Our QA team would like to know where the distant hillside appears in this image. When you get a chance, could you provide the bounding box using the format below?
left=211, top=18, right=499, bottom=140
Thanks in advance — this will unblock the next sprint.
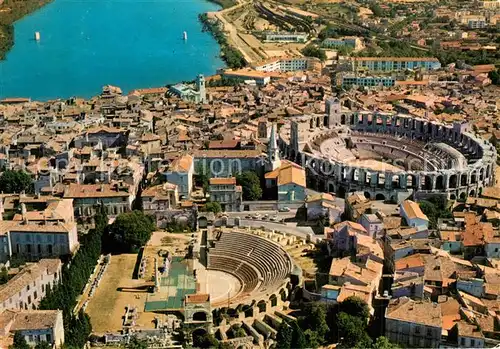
left=0, top=0, right=52, bottom=59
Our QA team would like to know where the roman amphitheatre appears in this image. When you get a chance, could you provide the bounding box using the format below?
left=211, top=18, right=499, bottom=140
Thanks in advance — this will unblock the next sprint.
left=278, top=101, right=497, bottom=202
left=84, top=227, right=314, bottom=347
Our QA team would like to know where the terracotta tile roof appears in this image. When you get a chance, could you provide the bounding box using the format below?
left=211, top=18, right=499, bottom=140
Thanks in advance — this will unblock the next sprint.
left=209, top=177, right=236, bottom=185
left=169, top=155, right=193, bottom=172
left=208, top=139, right=240, bottom=149
left=440, top=297, right=461, bottom=331
left=401, top=200, right=428, bottom=221
left=395, top=254, right=426, bottom=270
left=185, top=293, right=210, bottom=303
left=334, top=221, right=367, bottom=234
left=0, top=259, right=61, bottom=303
left=386, top=297, right=442, bottom=328
left=192, top=149, right=263, bottom=159
left=10, top=310, right=62, bottom=330
left=63, top=183, right=131, bottom=198
left=337, top=283, right=371, bottom=304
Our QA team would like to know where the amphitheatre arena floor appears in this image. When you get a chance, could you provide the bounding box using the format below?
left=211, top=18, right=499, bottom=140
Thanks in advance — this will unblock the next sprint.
left=344, top=159, right=404, bottom=173
left=196, top=268, right=242, bottom=306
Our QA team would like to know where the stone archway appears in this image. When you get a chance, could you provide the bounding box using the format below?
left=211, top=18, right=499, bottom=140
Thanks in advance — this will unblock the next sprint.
left=192, top=311, right=208, bottom=322
left=449, top=174, right=458, bottom=189
left=269, top=294, right=278, bottom=307
left=328, top=183, right=335, bottom=193
left=471, top=171, right=477, bottom=184
left=192, top=328, right=208, bottom=347
left=391, top=175, right=400, bottom=189
left=280, top=288, right=287, bottom=302
left=375, top=193, right=386, bottom=201
left=257, top=300, right=267, bottom=313
left=460, top=174, right=467, bottom=187
left=435, top=175, right=444, bottom=190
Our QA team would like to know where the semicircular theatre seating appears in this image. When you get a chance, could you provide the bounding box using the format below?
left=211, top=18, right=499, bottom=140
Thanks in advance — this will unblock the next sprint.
left=207, top=232, right=292, bottom=295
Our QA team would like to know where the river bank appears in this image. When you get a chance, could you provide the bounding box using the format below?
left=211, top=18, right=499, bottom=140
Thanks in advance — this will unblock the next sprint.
left=206, top=0, right=236, bottom=9
left=199, top=12, right=246, bottom=69
left=0, top=0, right=52, bottom=59
left=0, top=0, right=224, bottom=100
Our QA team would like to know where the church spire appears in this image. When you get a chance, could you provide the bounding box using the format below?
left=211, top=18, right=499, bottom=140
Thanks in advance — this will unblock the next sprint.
left=266, top=123, right=281, bottom=171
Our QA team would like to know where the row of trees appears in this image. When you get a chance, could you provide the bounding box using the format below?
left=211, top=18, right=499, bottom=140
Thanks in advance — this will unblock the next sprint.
left=275, top=297, right=400, bottom=349
left=37, top=205, right=108, bottom=348
left=199, top=13, right=246, bottom=69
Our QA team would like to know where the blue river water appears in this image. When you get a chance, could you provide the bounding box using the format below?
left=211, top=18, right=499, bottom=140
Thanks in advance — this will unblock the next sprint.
left=0, top=0, right=224, bottom=100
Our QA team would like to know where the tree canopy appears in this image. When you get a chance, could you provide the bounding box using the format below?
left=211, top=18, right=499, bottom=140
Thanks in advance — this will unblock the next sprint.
left=107, top=210, right=155, bottom=252
left=301, top=44, right=327, bottom=61
left=202, top=201, right=222, bottom=214
left=276, top=322, right=293, bottom=349
left=0, top=266, right=8, bottom=285
left=337, top=312, right=373, bottom=348
left=127, top=336, right=148, bottom=349
left=0, top=170, right=33, bottom=194
left=418, top=197, right=452, bottom=229
left=339, top=296, right=370, bottom=319
left=34, top=342, right=51, bottom=349
left=236, top=171, right=262, bottom=201
left=194, top=164, right=210, bottom=195
left=192, top=332, right=219, bottom=348
left=10, top=332, right=30, bottom=349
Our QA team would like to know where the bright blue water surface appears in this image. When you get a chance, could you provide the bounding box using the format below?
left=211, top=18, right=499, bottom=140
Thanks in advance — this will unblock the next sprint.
left=0, top=0, right=224, bottom=100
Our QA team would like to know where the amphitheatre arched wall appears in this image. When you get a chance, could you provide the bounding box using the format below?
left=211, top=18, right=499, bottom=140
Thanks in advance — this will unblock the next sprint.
left=280, top=112, right=496, bottom=200
left=206, top=230, right=294, bottom=320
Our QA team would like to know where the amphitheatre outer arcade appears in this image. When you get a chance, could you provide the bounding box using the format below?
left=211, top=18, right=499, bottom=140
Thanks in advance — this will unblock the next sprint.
left=278, top=98, right=497, bottom=202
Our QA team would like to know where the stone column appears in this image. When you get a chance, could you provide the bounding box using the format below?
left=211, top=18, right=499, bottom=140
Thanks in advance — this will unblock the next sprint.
left=415, top=174, right=422, bottom=190
left=399, top=174, right=407, bottom=189
left=431, top=175, right=437, bottom=190
left=385, top=172, right=393, bottom=190
left=359, top=169, right=367, bottom=184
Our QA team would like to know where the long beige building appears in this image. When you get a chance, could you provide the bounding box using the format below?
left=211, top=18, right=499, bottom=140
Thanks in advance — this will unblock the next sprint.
left=0, top=259, right=62, bottom=313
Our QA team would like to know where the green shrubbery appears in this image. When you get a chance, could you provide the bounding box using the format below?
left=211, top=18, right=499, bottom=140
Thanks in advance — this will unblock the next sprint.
left=38, top=206, right=108, bottom=348
left=199, top=14, right=246, bottom=69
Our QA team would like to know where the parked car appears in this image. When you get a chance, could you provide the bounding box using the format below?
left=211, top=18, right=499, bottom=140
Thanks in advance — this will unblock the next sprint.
left=279, top=207, right=290, bottom=212
left=253, top=213, right=261, bottom=219
left=270, top=215, right=279, bottom=221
